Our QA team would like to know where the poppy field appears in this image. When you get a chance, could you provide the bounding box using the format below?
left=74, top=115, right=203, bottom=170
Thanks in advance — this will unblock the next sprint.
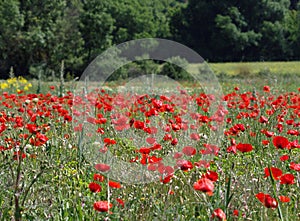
left=0, top=75, right=299, bottom=221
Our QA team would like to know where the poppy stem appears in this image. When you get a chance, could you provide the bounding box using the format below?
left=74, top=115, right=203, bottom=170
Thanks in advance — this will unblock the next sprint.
left=107, top=174, right=110, bottom=214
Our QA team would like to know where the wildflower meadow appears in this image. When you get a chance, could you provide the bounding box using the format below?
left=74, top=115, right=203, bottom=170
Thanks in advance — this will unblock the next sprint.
left=0, top=65, right=299, bottom=221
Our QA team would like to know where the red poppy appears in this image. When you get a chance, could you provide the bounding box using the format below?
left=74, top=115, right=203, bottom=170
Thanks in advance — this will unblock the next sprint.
left=190, top=133, right=200, bottom=141
left=95, top=163, right=110, bottom=172
left=280, top=174, right=295, bottom=185
left=171, top=138, right=178, bottom=146
left=255, top=192, right=278, bottom=209
left=236, top=143, right=253, bottom=153
left=290, top=140, right=300, bottom=149
left=259, top=116, right=268, bottom=123
left=273, top=136, right=290, bottom=149
left=176, top=159, right=193, bottom=171
left=212, top=208, right=226, bottom=221
left=287, top=129, right=299, bottom=136
left=264, top=131, right=274, bottom=137
left=279, top=155, right=289, bottom=161
left=263, top=85, right=270, bottom=92
left=160, top=173, right=173, bottom=184
left=193, top=178, right=214, bottom=194
left=171, top=123, right=180, bottom=131
left=279, top=196, right=290, bottom=203
left=30, top=133, right=49, bottom=146
left=163, top=134, right=172, bottom=141
left=139, top=147, right=151, bottom=154
left=103, top=138, right=116, bottom=145
left=93, top=174, right=105, bottom=182
left=146, top=137, right=156, bottom=145
left=182, top=146, right=196, bottom=156
left=233, top=210, right=239, bottom=216
left=108, top=180, right=121, bottom=188
left=262, top=140, right=270, bottom=146
left=89, top=182, right=101, bottom=192
left=173, top=152, right=183, bottom=159
left=290, top=162, right=300, bottom=171
left=201, top=144, right=220, bottom=156
left=264, top=167, right=282, bottom=180
left=134, top=120, right=145, bottom=129
left=93, top=201, right=112, bottom=212
left=202, top=170, right=218, bottom=182
left=116, top=198, right=125, bottom=207
left=226, top=144, right=237, bottom=154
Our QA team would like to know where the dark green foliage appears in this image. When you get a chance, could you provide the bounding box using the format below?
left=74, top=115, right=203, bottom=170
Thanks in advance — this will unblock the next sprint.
left=0, top=0, right=300, bottom=79
left=170, top=0, right=300, bottom=61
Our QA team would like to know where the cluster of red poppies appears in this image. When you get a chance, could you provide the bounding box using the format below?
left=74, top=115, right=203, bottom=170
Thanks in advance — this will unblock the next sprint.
left=1, top=84, right=299, bottom=220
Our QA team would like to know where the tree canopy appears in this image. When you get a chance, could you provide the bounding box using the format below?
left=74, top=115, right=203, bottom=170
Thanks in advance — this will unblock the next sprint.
left=0, top=0, right=299, bottom=78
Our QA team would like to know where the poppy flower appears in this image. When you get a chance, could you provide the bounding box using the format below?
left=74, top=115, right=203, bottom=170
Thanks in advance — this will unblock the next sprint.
left=290, top=162, right=300, bottom=171
left=116, top=198, right=125, bottom=207
left=263, top=86, right=270, bottom=92
left=146, top=137, right=156, bottom=145
left=190, top=133, right=200, bottom=141
left=171, top=123, right=180, bottom=131
left=279, top=155, right=289, bottom=161
left=212, top=208, right=226, bottom=221
left=182, top=146, right=196, bottom=156
left=160, top=173, right=173, bottom=184
left=262, top=140, right=270, bottom=146
left=103, top=138, right=116, bottom=145
left=93, top=174, right=105, bottom=182
left=201, top=144, right=220, bottom=156
left=89, top=182, right=101, bottom=193
left=139, top=147, right=151, bottom=154
left=134, top=120, right=145, bottom=129
left=236, top=143, right=253, bottom=153
left=255, top=192, right=278, bottom=209
left=163, top=134, right=172, bottom=141
left=95, top=163, right=110, bottom=172
left=280, top=174, right=295, bottom=185
left=173, top=152, right=183, bottom=159
left=93, top=201, right=112, bottom=212
left=226, top=144, right=237, bottom=154
left=150, top=144, right=162, bottom=151
left=202, top=170, right=218, bottom=182
left=176, top=159, right=193, bottom=171
left=264, top=131, right=274, bottom=137
left=279, top=196, right=290, bottom=203
left=264, top=167, right=282, bottom=180
left=273, top=136, right=290, bottom=149
left=287, top=129, right=299, bottom=136
left=108, top=180, right=121, bottom=188
left=171, top=138, right=178, bottom=146
left=259, top=116, right=268, bottom=123
left=290, top=140, right=300, bottom=149
left=193, top=178, right=214, bottom=194
left=233, top=210, right=239, bottom=216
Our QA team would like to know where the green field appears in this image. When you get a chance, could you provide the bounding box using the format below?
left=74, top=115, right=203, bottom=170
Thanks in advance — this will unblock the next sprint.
left=188, top=61, right=300, bottom=76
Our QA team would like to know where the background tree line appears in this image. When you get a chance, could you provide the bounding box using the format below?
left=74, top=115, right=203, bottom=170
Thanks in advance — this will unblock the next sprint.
left=0, top=0, right=299, bottom=79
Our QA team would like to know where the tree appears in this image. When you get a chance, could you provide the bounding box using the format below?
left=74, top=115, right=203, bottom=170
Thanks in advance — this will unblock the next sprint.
left=171, top=0, right=292, bottom=61
left=80, top=0, right=114, bottom=64
left=0, top=0, right=24, bottom=77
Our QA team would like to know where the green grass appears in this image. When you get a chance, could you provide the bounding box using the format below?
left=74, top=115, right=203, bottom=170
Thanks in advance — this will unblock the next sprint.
left=188, top=61, right=300, bottom=76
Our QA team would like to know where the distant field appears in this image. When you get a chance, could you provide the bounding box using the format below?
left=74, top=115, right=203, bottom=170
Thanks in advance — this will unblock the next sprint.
left=188, top=61, right=300, bottom=76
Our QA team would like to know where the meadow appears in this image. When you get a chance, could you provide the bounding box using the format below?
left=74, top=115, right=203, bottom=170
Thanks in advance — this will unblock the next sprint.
left=0, top=66, right=299, bottom=221
left=189, top=61, right=300, bottom=77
